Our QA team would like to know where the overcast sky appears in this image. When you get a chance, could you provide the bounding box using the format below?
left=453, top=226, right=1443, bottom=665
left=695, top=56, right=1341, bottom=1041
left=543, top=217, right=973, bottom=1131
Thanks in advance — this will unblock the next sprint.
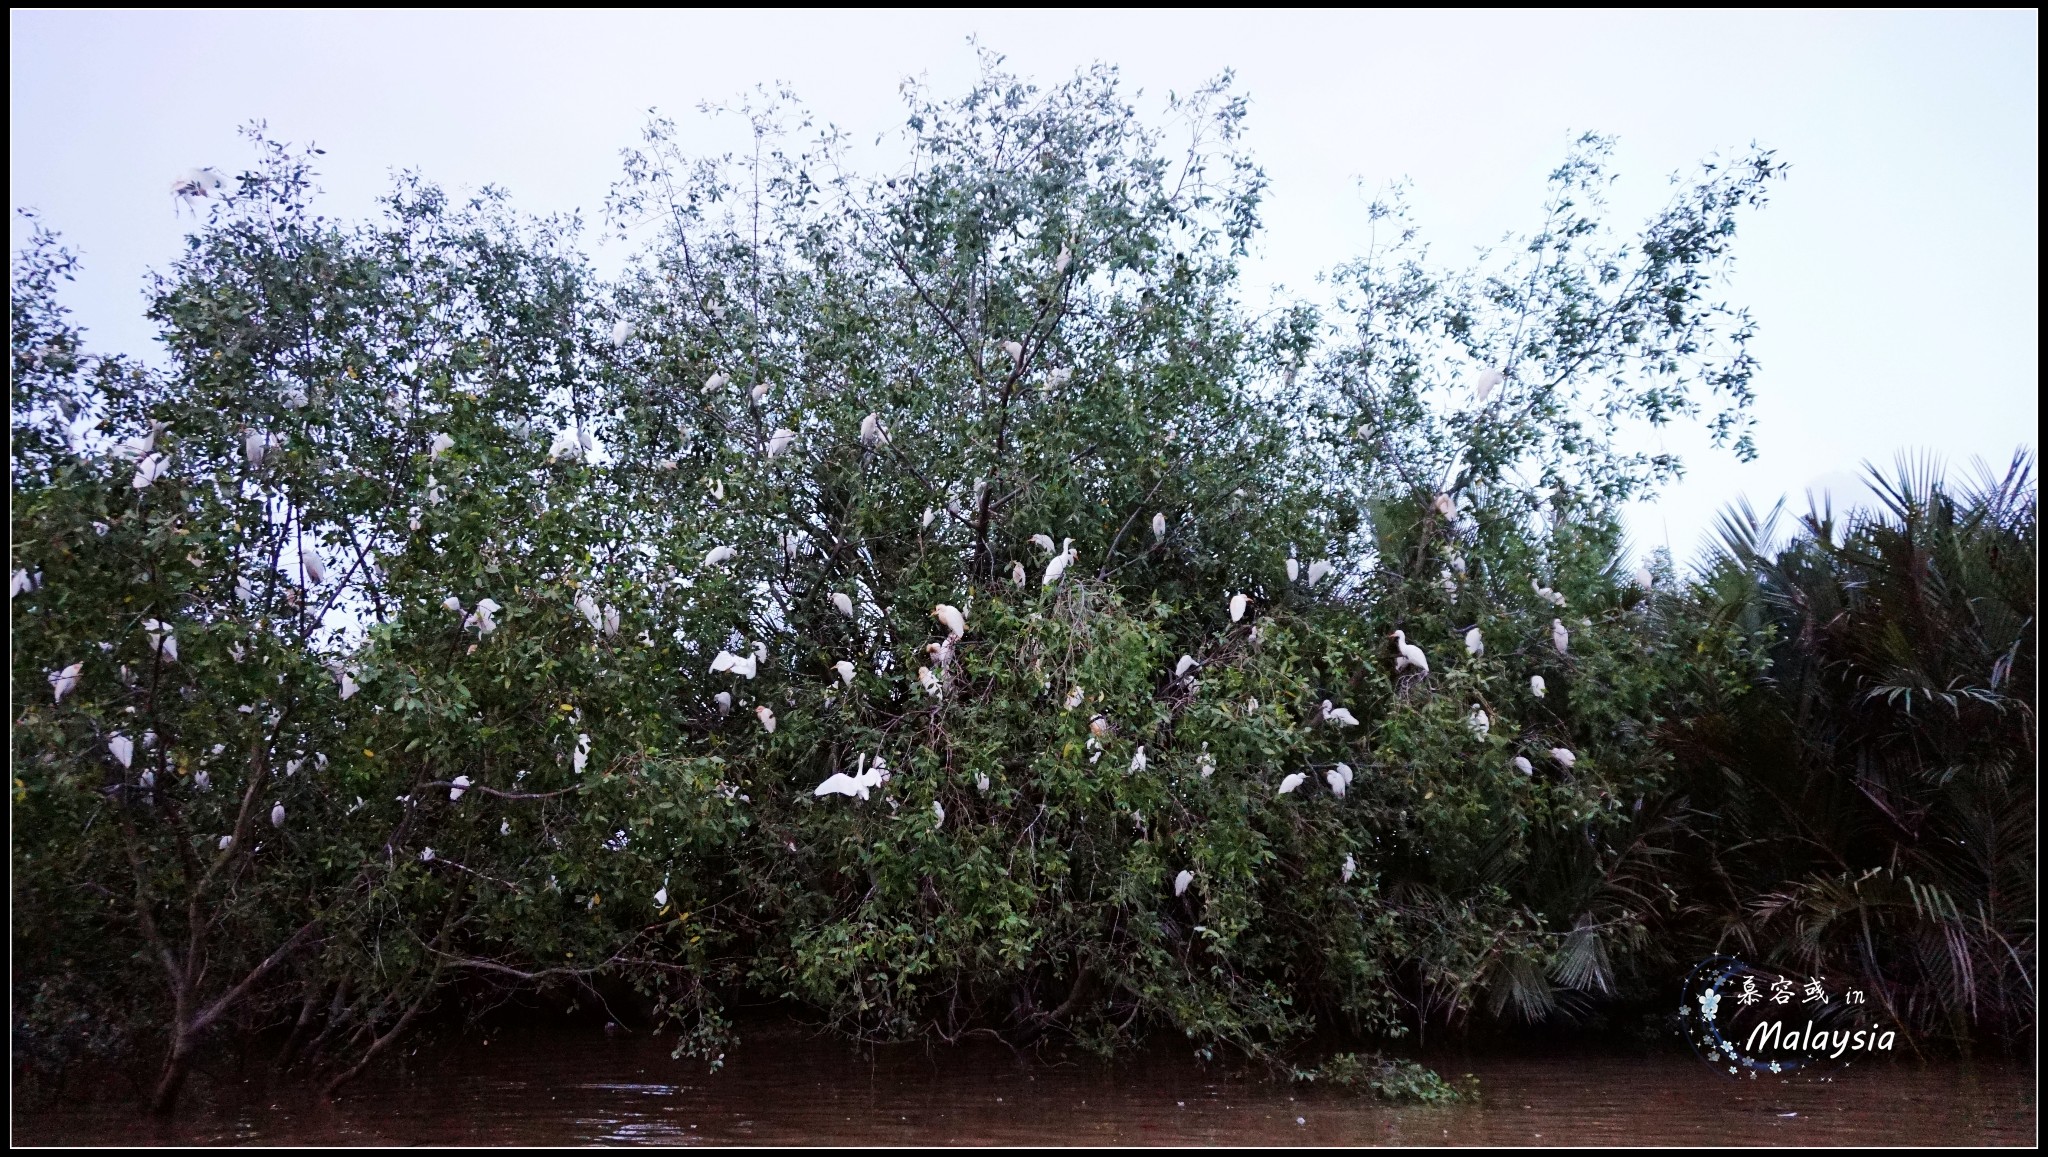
left=10, top=9, right=2037, bottom=563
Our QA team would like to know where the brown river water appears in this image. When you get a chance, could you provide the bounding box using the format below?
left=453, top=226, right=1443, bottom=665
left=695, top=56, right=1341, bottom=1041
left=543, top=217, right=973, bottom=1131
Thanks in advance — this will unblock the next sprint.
left=13, top=1022, right=2035, bottom=1146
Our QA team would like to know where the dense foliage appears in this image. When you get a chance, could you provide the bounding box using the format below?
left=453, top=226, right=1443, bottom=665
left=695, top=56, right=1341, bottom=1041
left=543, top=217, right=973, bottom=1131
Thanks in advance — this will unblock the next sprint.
left=11, top=60, right=2029, bottom=1113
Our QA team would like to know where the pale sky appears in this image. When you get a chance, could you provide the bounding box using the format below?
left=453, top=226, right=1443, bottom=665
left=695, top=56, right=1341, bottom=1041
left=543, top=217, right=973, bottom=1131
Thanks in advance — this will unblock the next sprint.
left=10, top=10, right=2038, bottom=563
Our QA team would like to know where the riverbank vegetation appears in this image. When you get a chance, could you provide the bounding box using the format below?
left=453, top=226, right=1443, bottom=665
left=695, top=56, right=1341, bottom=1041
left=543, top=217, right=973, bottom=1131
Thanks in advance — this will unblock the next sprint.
left=11, top=59, right=2033, bottom=1112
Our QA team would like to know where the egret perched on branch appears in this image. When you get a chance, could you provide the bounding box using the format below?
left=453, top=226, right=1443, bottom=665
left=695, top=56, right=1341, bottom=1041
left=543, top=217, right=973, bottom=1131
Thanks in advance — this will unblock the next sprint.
left=132, top=453, right=170, bottom=489
left=1513, top=756, right=1534, bottom=775
left=1055, top=243, right=1072, bottom=274
left=1464, top=627, right=1484, bottom=658
left=1391, top=630, right=1429, bottom=675
left=713, top=691, right=733, bottom=716
left=702, top=372, right=730, bottom=394
left=108, top=733, right=134, bottom=769
left=1529, top=675, right=1546, bottom=698
left=171, top=167, right=227, bottom=199
left=449, top=775, right=472, bottom=801
left=703, top=545, right=736, bottom=568
left=1044, top=368, right=1072, bottom=390
left=1472, top=368, right=1504, bottom=406
left=1277, top=772, right=1306, bottom=795
left=271, top=802, right=286, bottom=828
left=831, top=592, right=855, bottom=618
left=815, top=761, right=883, bottom=800
left=1042, top=539, right=1076, bottom=586
left=932, top=604, right=967, bottom=641
left=932, top=800, right=946, bottom=828
left=428, top=431, right=454, bottom=459
left=1325, top=762, right=1355, bottom=797
left=1129, top=746, right=1148, bottom=774
left=1342, top=853, right=1356, bottom=883
left=755, top=705, right=777, bottom=733
left=466, top=598, right=501, bottom=636
left=918, top=666, right=941, bottom=696
left=1009, top=560, right=1026, bottom=586
left=1175, top=655, right=1199, bottom=679
left=1064, top=686, right=1085, bottom=710
left=1467, top=706, right=1490, bottom=739
left=710, top=650, right=758, bottom=679
left=859, top=412, right=888, bottom=447
left=1229, top=593, right=1248, bottom=623
left=1432, top=493, right=1456, bottom=519
left=834, top=660, right=855, bottom=687
left=1550, top=747, right=1576, bottom=769
left=766, top=428, right=797, bottom=458
left=117, top=422, right=165, bottom=461
left=1551, top=619, right=1570, bottom=656
left=1198, top=745, right=1215, bottom=778
left=575, top=590, right=602, bottom=631
left=1152, top=513, right=1167, bottom=542
left=1031, top=533, right=1058, bottom=554
left=245, top=430, right=286, bottom=467
left=609, top=320, right=633, bottom=348
left=750, top=380, right=770, bottom=402
left=1306, top=559, right=1331, bottom=585
left=1635, top=565, right=1655, bottom=590
left=1174, top=869, right=1194, bottom=897
left=1001, top=340, right=1024, bottom=367
left=1322, top=701, right=1360, bottom=727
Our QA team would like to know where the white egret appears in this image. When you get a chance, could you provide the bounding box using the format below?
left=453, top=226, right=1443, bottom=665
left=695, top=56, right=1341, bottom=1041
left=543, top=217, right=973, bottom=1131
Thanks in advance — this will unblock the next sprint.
left=918, top=666, right=942, bottom=696
left=654, top=885, right=669, bottom=908
left=1175, top=655, right=1199, bottom=679
left=1306, top=559, right=1331, bottom=585
left=575, top=590, right=602, bottom=630
left=195, top=769, right=211, bottom=791
left=1391, top=630, right=1430, bottom=675
left=1042, top=539, right=1076, bottom=586
left=859, top=412, right=888, bottom=446
left=921, top=508, right=936, bottom=528
left=750, top=380, right=770, bottom=402
left=1342, top=853, right=1356, bottom=883
left=1636, top=565, right=1655, bottom=590
left=443, top=595, right=464, bottom=614
left=1009, top=560, right=1026, bottom=586
left=466, top=598, right=502, bottom=636
left=1334, top=762, right=1355, bottom=790
left=766, top=428, right=797, bottom=458
left=449, top=775, right=472, bottom=801
left=709, top=650, right=758, bottom=680
left=1529, top=675, right=1546, bottom=698
left=1174, top=869, right=1194, bottom=896
left=1550, top=747, right=1577, bottom=769
left=1044, top=368, right=1072, bottom=390
left=1229, top=593, right=1248, bottom=623
left=1152, top=513, right=1167, bottom=541
left=1551, top=619, right=1570, bottom=656
left=1325, top=768, right=1347, bottom=797
left=1286, top=557, right=1300, bottom=583
left=932, top=800, right=946, bottom=827
left=571, top=733, right=591, bottom=776
left=1198, top=745, right=1215, bottom=778
left=132, top=453, right=169, bottom=489
left=12, top=569, right=35, bottom=599
left=1277, top=772, right=1306, bottom=795
left=829, top=592, right=856, bottom=618
left=1513, top=756, right=1534, bottom=775
left=1001, top=340, right=1024, bottom=366
left=1464, top=627, right=1484, bottom=658
left=702, top=372, right=730, bottom=394
left=108, top=733, right=134, bottom=769
left=338, top=672, right=358, bottom=700
left=218, top=835, right=234, bottom=851
left=602, top=608, right=620, bottom=638
left=609, top=320, right=633, bottom=348
left=1473, top=368, right=1504, bottom=406
left=245, top=430, right=286, bottom=467
left=1055, top=243, right=1072, bottom=274
left=171, top=167, right=227, bottom=198
left=932, top=603, right=967, bottom=641
left=713, top=691, right=733, bottom=715
left=814, top=771, right=869, bottom=800
left=420, top=847, right=436, bottom=863
left=1129, top=746, right=1148, bottom=774
left=1063, top=686, right=1085, bottom=710
left=427, top=431, right=455, bottom=460
left=271, top=802, right=286, bottom=828
left=703, top=545, right=736, bottom=568
left=1316, top=701, right=1354, bottom=728
left=976, top=773, right=991, bottom=794
left=1467, top=706, right=1490, bottom=739
left=1432, top=493, right=1456, bottom=518
left=1030, top=533, right=1057, bottom=553
left=834, top=660, right=855, bottom=687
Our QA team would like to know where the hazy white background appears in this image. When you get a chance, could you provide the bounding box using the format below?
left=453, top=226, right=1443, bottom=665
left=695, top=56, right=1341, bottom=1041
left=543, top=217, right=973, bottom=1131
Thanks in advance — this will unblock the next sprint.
left=11, top=10, right=2037, bottom=562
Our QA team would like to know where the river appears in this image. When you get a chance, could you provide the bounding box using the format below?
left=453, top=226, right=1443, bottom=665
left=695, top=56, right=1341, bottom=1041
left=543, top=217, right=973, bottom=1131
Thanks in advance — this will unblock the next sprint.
left=12, top=1022, right=2034, bottom=1146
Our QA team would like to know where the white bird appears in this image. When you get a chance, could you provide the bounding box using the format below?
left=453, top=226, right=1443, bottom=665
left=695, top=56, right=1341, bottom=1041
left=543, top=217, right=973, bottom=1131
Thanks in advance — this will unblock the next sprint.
left=1055, top=243, right=1072, bottom=274
left=1277, top=772, right=1307, bottom=795
left=1198, top=746, right=1215, bottom=778
left=547, top=427, right=588, bottom=462
left=1473, top=368, right=1504, bottom=406
left=709, top=650, right=759, bottom=680
left=750, top=380, right=771, bottom=403
left=574, top=733, right=591, bottom=774
left=298, top=544, right=326, bottom=586
left=1324, top=768, right=1347, bottom=797
left=1550, top=747, right=1577, bottom=769
left=1152, top=513, right=1167, bottom=541
left=815, top=765, right=880, bottom=800
left=1009, top=560, right=1026, bottom=586
left=610, top=320, right=633, bottom=348
left=977, top=773, right=991, bottom=793
left=654, top=885, right=669, bottom=908
left=602, top=607, right=620, bottom=637
left=815, top=594, right=849, bottom=624
left=702, top=372, right=731, bottom=394
left=1286, top=557, right=1299, bottom=583
left=443, top=595, right=464, bottom=614
left=244, top=430, right=285, bottom=468
left=1229, top=593, right=1248, bottom=623
left=281, top=386, right=309, bottom=409
left=575, top=590, right=602, bottom=630
left=1322, top=701, right=1360, bottom=727
left=1031, top=533, right=1058, bottom=554
left=1042, top=539, right=1076, bottom=586
left=1392, top=630, right=1429, bottom=675
left=1089, top=715, right=1111, bottom=739
left=420, top=847, right=436, bottom=862
left=1551, top=618, right=1570, bottom=656
left=713, top=691, right=733, bottom=715
left=766, top=428, right=797, bottom=458
left=1129, top=746, right=1148, bottom=774
left=703, top=545, right=736, bottom=568
left=108, top=733, right=134, bottom=768
left=1529, top=675, right=1546, bottom=698
left=1432, top=493, right=1456, bottom=518
left=1044, top=368, right=1072, bottom=390
left=218, top=835, right=234, bottom=851
left=1174, top=869, right=1194, bottom=896
left=1636, top=565, right=1655, bottom=590
left=932, top=799, right=946, bottom=827
left=427, top=431, right=454, bottom=460
left=1001, top=340, right=1024, bottom=367
left=1342, top=853, right=1357, bottom=883
left=1306, top=559, right=1331, bottom=585
left=171, top=167, right=227, bottom=199
left=834, top=660, right=855, bottom=687
left=918, top=666, right=941, bottom=696
left=466, top=598, right=502, bottom=636
left=423, top=474, right=448, bottom=506
left=1175, top=655, right=1199, bottom=679
left=1334, top=762, right=1355, bottom=790
left=270, top=802, right=286, bottom=828
left=1465, top=627, right=1484, bottom=657
left=1513, top=756, right=1534, bottom=775
left=1063, top=686, right=1085, bottom=710
left=1467, top=706, right=1490, bottom=739
left=132, top=453, right=169, bottom=489
left=449, top=775, right=472, bottom=801
left=933, top=603, right=967, bottom=641
left=12, top=569, right=36, bottom=599
left=338, top=672, right=358, bottom=700
left=859, top=412, right=889, bottom=446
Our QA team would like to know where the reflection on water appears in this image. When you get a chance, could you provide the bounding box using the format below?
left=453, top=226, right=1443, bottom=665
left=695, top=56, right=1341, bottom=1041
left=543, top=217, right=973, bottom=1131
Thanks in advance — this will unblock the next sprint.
left=12, top=1022, right=2035, bottom=1146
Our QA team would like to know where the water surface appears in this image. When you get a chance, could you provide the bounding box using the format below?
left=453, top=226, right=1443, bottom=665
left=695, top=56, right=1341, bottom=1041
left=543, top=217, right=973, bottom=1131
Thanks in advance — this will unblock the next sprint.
left=13, top=1023, right=2034, bottom=1146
